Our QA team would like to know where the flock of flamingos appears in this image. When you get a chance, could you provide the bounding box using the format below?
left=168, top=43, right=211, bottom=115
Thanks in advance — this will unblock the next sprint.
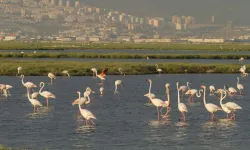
left=0, top=63, right=247, bottom=127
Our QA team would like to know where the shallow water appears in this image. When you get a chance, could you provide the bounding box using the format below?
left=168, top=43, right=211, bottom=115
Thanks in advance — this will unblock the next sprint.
left=0, top=74, right=249, bottom=149
left=3, top=49, right=250, bottom=54
left=2, top=58, right=248, bottom=64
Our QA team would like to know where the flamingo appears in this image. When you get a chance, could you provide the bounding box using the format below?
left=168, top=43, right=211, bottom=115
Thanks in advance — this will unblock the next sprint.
left=224, top=100, right=242, bottom=121
left=0, top=84, right=7, bottom=97
left=146, top=57, right=149, bottom=60
left=62, top=70, right=70, bottom=77
left=144, top=93, right=155, bottom=103
left=20, top=75, right=37, bottom=92
left=5, top=85, right=12, bottom=95
left=209, top=85, right=215, bottom=94
left=95, top=68, right=108, bottom=84
left=100, top=87, right=104, bottom=95
left=162, top=83, right=171, bottom=116
left=176, top=82, right=188, bottom=122
left=39, top=82, right=56, bottom=107
left=31, top=92, right=39, bottom=99
left=239, top=57, right=244, bottom=63
left=118, top=68, right=125, bottom=75
left=219, top=91, right=232, bottom=119
left=25, top=86, right=42, bottom=112
left=155, top=64, right=162, bottom=75
left=16, top=66, right=23, bottom=76
left=48, top=73, right=56, bottom=84
left=76, top=91, right=96, bottom=126
left=179, top=83, right=188, bottom=97
left=201, top=85, right=222, bottom=121
left=72, top=91, right=91, bottom=106
left=114, top=80, right=123, bottom=94
left=91, top=68, right=97, bottom=77
left=225, top=85, right=237, bottom=95
left=147, top=79, right=167, bottom=120
left=237, top=77, right=244, bottom=95
left=185, top=82, right=199, bottom=102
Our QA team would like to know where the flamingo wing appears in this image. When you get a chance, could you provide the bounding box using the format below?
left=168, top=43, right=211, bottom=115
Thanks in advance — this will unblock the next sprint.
left=225, top=102, right=242, bottom=110
left=178, top=103, right=188, bottom=112
left=206, top=103, right=222, bottom=112
left=100, top=68, right=108, bottom=77
left=81, top=109, right=97, bottom=120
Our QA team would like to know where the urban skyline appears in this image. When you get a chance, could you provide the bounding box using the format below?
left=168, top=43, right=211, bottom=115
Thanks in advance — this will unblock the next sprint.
left=0, top=0, right=250, bottom=43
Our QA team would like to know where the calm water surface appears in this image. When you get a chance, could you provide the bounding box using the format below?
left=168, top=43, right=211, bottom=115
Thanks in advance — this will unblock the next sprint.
left=3, top=49, right=250, bottom=54
left=0, top=74, right=249, bottom=149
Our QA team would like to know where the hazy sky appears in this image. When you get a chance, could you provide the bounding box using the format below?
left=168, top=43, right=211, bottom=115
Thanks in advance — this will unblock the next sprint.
left=86, top=0, right=250, bottom=25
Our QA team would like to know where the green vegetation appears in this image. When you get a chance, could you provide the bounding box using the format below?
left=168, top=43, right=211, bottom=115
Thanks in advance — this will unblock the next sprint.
left=0, top=52, right=249, bottom=59
left=1, top=41, right=250, bottom=51
left=0, top=60, right=244, bottom=76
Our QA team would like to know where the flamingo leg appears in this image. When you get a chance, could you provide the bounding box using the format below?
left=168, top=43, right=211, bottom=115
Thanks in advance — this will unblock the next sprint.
left=165, top=107, right=171, bottom=116
left=227, top=113, right=229, bottom=119
left=34, top=106, right=36, bottom=112
left=85, top=119, right=88, bottom=126
left=46, top=98, right=48, bottom=108
left=157, top=107, right=160, bottom=120
left=90, top=120, right=95, bottom=126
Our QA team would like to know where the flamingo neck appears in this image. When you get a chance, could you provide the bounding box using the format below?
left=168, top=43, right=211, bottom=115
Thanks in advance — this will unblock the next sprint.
left=115, top=84, right=117, bottom=92
left=237, top=78, right=239, bottom=84
left=78, top=92, right=81, bottom=100
left=87, top=95, right=91, bottom=103
left=166, top=87, right=170, bottom=103
left=21, top=76, right=25, bottom=85
left=67, top=73, right=70, bottom=77
left=196, top=90, right=202, bottom=98
left=149, top=82, right=152, bottom=99
left=177, top=83, right=180, bottom=104
left=187, top=82, right=190, bottom=90
left=203, top=88, right=207, bottom=105
left=39, top=82, right=44, bottom=94
left=26, top=87, right=31, bottom=101
left=78, top=103, right=82, bottom=110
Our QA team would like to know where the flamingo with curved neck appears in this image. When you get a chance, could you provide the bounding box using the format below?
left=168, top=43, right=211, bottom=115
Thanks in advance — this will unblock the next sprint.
left=177, top=82, right=188, bottom=121
left=39, top=82, right=56, bottom=107
left=201, top=85, right=222, bottom=122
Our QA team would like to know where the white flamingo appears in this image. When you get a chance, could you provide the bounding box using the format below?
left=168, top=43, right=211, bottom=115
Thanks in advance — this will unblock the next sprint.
left=62, top=70, right=70, bottom=77
left=179, top=83, right=188, bottom=97
left=225, top=85, right=237, bottom=95
left=17, top=66, right=23, bottom=76
left=72, top=91, right=91, bottom=106
left=5, top=85, right=12, bottom=95
left=25, top=86, right=42, bottom=112
left=31, top=92, right=39, bottom=99
left=39, top=82, right=56, bottom=107
left=224, top=100, right=242, bottom=121
left=162, top=83, right=171, bottom=116
left=20, top=75, right=37, bottom=92
left=185, top=82, right=199, bottom=102
left=219, top=91, right=232, bottom=119
left=76, top=91, right=96, bottom=126
left=100, top=87, right=104, bottom=95
left=201, top=85, right=222, bottom=121
left=237, top=77, right=244, bottom=95
left=91, top=68, right=97, bottom=77
left=144, top=93, right=155, bottom=103
left=155, top=64, right=162, bottom=75
left=114, top=80, right=123, bottom=94
left=147, top=79, right=167, bottom=120
left=48, top=73, right=56, bottom=84
left=209, top=85, right=215, bottom=94
left=239, top=57, right=244, bottom=63
left=176, top=82, right=188, bottom=122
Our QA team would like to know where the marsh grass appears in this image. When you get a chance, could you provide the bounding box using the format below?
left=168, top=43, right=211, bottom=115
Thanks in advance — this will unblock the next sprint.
left=0, top=52, right=249, bottom=59
left=0, top=60, right=243, bottom=76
